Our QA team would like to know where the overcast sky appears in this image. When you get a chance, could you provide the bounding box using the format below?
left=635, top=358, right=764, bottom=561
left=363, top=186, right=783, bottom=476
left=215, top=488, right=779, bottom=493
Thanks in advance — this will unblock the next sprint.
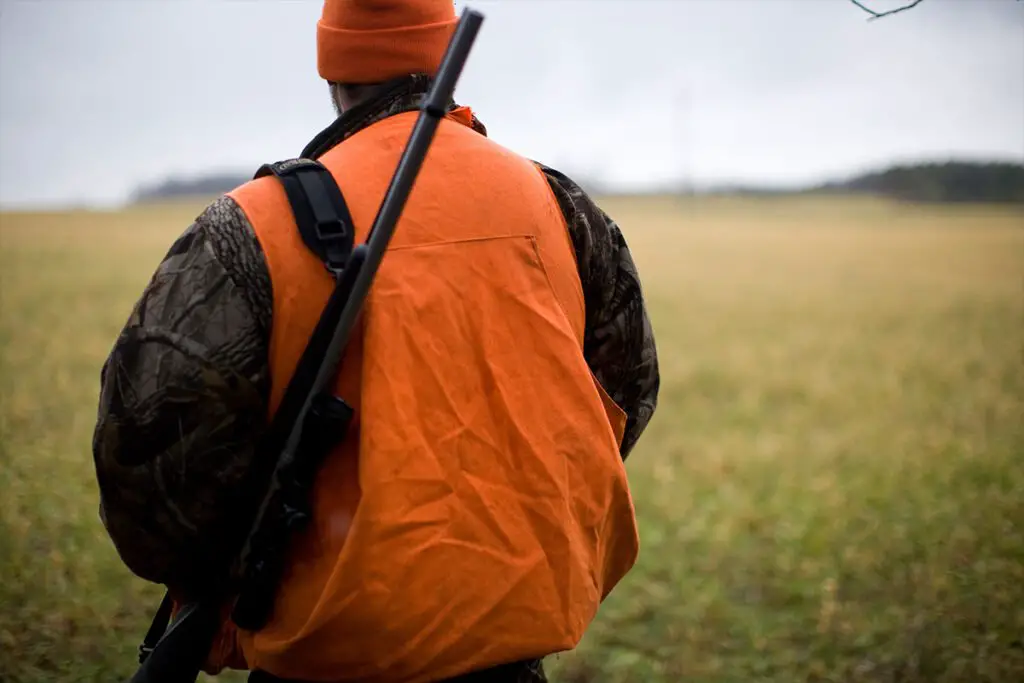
left=0, top=0, right=1022, bottom=208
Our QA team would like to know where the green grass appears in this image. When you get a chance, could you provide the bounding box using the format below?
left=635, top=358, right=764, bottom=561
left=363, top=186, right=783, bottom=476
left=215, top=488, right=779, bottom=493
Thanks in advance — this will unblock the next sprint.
left=1, top=196, right=1022, bottom=683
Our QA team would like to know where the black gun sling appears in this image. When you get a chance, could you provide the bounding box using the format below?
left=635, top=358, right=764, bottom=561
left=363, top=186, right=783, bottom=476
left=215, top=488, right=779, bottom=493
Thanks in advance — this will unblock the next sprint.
left=137, top=157, right=358, bottom=666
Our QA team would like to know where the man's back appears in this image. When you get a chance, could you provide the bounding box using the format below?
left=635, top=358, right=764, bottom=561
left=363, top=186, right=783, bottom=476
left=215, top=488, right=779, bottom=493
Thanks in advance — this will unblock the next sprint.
left=93, top=72, right=659, bottom=682
left=220, top=101, right=639, bottom=681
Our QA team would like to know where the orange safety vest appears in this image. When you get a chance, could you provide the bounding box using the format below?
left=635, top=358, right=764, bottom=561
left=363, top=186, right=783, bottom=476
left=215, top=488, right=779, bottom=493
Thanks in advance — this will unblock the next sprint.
left=216, top=106, right=639, bottom=682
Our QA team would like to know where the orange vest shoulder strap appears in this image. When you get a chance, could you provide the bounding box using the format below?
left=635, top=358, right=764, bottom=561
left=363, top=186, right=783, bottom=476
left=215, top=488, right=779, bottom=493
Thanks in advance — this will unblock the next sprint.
left=229, top=157, right=361, bottom=631
left=252, top=158, right=356, bottom=275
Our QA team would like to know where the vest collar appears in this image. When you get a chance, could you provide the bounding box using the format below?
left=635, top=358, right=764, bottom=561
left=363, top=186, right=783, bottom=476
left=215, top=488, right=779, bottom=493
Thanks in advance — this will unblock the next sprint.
left=301, top=75, right=486, bottom=160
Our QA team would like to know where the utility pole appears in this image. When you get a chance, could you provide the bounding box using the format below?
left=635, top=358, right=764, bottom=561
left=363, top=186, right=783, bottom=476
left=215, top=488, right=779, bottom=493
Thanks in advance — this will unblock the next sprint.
left=673, top=80, right=696, bottom=219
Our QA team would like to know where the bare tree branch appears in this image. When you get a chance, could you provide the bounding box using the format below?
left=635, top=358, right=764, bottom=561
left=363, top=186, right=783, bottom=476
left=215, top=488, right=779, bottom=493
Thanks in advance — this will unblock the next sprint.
left=848, top=0, right=926, bottom=21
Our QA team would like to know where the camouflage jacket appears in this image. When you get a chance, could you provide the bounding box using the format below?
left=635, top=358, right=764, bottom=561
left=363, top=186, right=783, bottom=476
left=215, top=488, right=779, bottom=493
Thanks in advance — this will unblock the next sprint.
left=92, top=75, right=659, bottom=599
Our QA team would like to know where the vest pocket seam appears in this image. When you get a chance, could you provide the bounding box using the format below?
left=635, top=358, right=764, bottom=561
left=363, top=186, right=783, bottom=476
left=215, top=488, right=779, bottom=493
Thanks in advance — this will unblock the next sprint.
left=384, top=232, right=539, bottom=253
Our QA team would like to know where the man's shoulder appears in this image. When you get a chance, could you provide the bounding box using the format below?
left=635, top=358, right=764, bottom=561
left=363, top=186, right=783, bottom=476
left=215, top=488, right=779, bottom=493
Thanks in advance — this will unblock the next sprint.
left=221, top=168, right=287, bottom=215
left=532, top=161, right=587, bottom=197
left=154, top=192, right=273, bottom=335
left=170, top=193, right=262, bottom=264
left=527, top=161, right=608, bottom=225
left=195, top=192, right=252, bottom=231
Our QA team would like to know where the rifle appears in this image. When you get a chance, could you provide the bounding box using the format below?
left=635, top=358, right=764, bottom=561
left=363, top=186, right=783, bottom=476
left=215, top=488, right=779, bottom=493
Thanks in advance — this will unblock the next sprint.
left=128, top=8, right=484, bottom=682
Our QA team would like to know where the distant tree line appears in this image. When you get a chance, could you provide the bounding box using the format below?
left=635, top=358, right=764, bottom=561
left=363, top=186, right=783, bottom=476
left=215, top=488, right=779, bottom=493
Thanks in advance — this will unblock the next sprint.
left=131, top=173, right=253, bottom=203
left=810, top=161, right=1024, bottom=204
left=133, top=160, right=1024, bottom=205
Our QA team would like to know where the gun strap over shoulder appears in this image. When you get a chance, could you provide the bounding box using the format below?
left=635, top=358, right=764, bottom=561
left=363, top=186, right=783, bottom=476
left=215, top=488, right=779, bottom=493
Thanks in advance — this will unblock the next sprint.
left=230, top=158, right=359, bottom=630
left=255, top=158, right=356, bottom=274
left=249, top=158, right=357, bottom=452
left=137, top=158, right=356, bottom=667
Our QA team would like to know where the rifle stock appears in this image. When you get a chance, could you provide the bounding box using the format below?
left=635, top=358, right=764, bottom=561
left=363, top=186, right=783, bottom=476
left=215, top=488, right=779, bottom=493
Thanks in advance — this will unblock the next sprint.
left=127, top=8, right=484, bottom=682
left=130, top=601, right=222, bottom=683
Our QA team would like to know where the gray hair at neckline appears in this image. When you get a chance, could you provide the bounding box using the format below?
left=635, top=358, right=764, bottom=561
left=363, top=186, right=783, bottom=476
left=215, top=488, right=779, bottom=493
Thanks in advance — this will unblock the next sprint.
left=329, top=81, right=387, bottom=116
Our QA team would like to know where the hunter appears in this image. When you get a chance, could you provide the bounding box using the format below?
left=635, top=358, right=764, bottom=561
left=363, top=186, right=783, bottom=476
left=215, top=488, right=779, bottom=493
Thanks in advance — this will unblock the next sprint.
left=92, top=1, right=659, bottom=681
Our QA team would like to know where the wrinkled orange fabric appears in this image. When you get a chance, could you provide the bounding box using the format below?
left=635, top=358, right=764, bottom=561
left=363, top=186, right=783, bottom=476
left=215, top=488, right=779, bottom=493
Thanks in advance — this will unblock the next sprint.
left=203, top=106, right=639, bottom=682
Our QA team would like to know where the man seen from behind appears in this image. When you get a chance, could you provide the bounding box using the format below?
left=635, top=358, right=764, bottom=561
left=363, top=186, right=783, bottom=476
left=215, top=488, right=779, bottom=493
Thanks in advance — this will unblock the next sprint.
left=92, top=1, right=660, bottom=681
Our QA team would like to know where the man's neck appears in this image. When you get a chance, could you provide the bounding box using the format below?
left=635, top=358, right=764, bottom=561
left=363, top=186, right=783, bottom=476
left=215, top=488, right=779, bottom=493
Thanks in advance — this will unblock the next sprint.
left=305, top=74, right=486, bottom=161
left=330, top=82, right=389, bottom=116
left=305, top=75, right=433, bottom=159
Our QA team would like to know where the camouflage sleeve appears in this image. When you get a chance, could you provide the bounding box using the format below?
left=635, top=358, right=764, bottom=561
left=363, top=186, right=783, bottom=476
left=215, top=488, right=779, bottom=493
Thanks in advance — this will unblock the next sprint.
left=540, top=166, right=660, bottom=460
left=91, top=195, right=273, bottom=597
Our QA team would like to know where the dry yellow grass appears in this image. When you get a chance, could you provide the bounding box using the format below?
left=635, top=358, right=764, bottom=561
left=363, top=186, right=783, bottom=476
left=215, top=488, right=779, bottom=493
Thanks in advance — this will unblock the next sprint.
left=1, top=195, right=1022, bottom=682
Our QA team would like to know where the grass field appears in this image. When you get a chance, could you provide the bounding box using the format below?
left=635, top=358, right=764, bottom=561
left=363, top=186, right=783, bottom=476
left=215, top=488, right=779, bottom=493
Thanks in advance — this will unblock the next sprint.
left=1, top=195, right=1022, bottom=683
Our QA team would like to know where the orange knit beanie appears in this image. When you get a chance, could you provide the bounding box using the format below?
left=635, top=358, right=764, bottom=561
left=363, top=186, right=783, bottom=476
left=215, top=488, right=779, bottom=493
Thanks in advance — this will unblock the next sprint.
left=317, top=0, right=458, bottom=84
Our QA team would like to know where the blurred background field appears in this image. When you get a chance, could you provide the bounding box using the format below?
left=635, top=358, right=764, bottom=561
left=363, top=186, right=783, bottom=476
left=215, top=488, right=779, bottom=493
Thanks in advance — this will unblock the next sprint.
left=2, top=194, right=1022, bottom=682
